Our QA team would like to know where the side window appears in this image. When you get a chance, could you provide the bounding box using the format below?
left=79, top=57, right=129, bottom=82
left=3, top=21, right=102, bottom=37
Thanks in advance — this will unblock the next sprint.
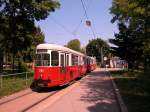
left=87, top=58, right=90, bottom=64
left=75, top=56, right=78, bottom=65
left=71, top=54, right=80, bottom=66
left=66, top=54, right=69, bottom=66
left=51, top=51, right=59, bottom=66
left=79, top=56, right=81, bottom=65
left=83, top=57, right=86, bottom=65
left=60, top=54, right=65, bottom=66
left=72, top=54, right=75, bottom=66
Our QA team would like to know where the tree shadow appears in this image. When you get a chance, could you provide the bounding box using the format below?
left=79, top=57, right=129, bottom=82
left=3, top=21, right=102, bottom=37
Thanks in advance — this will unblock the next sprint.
left=114, top=77, right=150, bottom=112
left=80, top=71, right=120, bottom=112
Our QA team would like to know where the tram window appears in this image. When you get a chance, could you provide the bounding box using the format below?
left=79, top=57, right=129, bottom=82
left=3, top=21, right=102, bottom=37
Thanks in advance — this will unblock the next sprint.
left=51, top=51, right=59, bottom=66
left=79, top=56, right=81, bottom=65
left=60, top=54, right=65, bottom=66
left=35, top=54, right=50, bottom=66
left=66, top=55, right=69, bottom=66
left=87, top=58, right=90, bottom=64
left=43, top=54, right=50, bottom=60
left=35, top=54, right=41, bottom=66
left=72, top=54, right=78, bottom=66
left=83, top=57, right=86, bottom=64
left=36, top=54, right=41, bottom=60
left=75, top=56, right=78, bottom=65
left=37, top=49, right=47, bottom=53
left=72, top=54, right=75, bottom=66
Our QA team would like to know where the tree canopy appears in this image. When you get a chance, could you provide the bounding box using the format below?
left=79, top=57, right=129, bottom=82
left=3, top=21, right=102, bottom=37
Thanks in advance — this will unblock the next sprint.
left=110, top=0, right=150, bottom=70
left=0, top=0, right=60, bottom=71
left=86, top=38, right=110, bottom=63
left=0, top=0, right=60, bottom=52
left=66, top=39, right=81, bottom=52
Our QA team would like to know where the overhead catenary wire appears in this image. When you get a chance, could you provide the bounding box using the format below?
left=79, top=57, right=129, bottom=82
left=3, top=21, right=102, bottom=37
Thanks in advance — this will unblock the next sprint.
left=48, top=0, right=96, bottom=40
left=80, top=0, right=96, bottom=38
left=72, top=0, right=92, bottom=36
left=80, top=0, right=89, bottom=20
left=49, top=16, right=73, bottom=36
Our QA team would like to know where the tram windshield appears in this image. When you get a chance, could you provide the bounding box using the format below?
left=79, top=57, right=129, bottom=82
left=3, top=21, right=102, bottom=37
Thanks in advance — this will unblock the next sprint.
left=35, top=54, right=50, bottom=66
left=51, top=51, right=59, bottom=66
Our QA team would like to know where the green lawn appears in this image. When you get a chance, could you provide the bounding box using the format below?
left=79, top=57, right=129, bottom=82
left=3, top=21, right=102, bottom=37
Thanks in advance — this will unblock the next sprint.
left=0, top=72, right=33, bottom=98
left=111, top=70, right=150, bottom=112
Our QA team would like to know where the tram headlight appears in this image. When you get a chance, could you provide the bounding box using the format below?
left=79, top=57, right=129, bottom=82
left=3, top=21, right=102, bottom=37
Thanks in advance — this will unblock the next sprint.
left=40, top=74, right=43, bottom=79
left=39, top=69, right=44, bottom=73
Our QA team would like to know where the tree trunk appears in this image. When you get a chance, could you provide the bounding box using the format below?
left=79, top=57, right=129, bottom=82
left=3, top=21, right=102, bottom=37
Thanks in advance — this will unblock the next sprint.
left=0, top=49, right=3, bottom=72
left=12, top=52, right=15, bottom=73
left=144, top=56, right=150, bottom=74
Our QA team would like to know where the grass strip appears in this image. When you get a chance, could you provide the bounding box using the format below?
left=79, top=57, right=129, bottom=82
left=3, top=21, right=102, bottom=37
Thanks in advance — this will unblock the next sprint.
left=0, top=72, right=33, bottom=98
left=111, top=70, right=150, bottom=112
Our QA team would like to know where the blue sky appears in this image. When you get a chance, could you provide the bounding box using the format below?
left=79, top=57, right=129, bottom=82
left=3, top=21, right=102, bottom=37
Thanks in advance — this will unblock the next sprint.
left=37, top=0, right=118, bottom=47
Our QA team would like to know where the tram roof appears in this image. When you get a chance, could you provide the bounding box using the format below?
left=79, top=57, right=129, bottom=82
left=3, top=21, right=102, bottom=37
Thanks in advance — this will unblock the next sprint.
left=37, top=43, right=85, bottom=56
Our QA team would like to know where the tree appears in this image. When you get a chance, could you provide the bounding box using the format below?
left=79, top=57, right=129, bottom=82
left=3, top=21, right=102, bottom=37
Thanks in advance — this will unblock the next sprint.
left=110, top=0, right=150, bottom=70
left=86, top=38, right=110, bottom=64
left=80, top=47, right=86, bottom=54
left=32, top=26, right=45, bottom=46
left=0, top=16, right=9, bottom=71
left=23, top=26, right=45, bottom=62
left=0, top=0, right=60, bottom=71
left=109, top=23, right=143, bottom=69
left=67, top=39, right=81, bottom=52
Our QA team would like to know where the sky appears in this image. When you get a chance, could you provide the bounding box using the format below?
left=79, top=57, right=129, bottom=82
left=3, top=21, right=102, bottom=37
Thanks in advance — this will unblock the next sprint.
left=37, top=0, right=118, bottom=47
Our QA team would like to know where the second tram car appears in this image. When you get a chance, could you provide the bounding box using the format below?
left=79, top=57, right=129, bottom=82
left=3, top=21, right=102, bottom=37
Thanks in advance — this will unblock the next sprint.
left=32, top=43, right=96, bottom=88
left=86, top=56, right=96, bottom=72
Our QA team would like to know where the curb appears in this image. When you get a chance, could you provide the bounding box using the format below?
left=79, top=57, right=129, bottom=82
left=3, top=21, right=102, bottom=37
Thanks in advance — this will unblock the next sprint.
left=107, top=71, right=128, bottom=112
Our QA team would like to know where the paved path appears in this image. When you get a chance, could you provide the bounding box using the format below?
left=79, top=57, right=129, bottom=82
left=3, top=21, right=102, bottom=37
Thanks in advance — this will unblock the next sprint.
left=31, top=68, right=120, bottom=112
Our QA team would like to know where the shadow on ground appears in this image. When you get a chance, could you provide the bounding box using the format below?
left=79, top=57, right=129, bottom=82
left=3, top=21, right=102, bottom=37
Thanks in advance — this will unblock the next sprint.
left=114, top=77, right=150, bottom=112
left=80, top=70, right=120, bottom=112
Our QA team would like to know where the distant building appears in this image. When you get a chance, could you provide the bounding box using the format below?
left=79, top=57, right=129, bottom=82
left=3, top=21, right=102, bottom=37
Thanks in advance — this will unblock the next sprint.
left=109, top=56, right=128, bottom=69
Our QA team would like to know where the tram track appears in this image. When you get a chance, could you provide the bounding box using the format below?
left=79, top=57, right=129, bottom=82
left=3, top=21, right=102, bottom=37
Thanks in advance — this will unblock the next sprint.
left=0, top=81, right=77, bottom=112
left=0, top=79, right=80, bottom=112
left=21, top=80, right=79, bottom=112
left=0, top=90, right=33, bottom=105
left=0, top=89, right=62, bottom=112
left=21, top=81, right=79, bottom=112
left=23, top=80, right=81, bottom=112
left=21, top=90, right=59, bottom=112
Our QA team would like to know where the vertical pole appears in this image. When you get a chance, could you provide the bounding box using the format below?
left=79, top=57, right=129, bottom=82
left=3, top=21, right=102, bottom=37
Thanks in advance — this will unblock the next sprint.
left=26, top=72, right=27, bottom=86
left=101, top=47, right=103, bottom=66
left=0, top=75, right=2, bottom=88
left=92, top=47, right=94, bottom=57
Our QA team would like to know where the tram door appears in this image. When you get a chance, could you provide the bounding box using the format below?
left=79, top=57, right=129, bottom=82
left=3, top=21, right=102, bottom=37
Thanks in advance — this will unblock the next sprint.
left=60, top=53, right=66, bottom=82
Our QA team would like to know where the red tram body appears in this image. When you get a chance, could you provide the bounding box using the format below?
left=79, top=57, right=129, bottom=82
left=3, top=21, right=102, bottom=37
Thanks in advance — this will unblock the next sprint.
left=86, top=56, right=96, bottom=72
left=32, top=43, right=96, bottom=87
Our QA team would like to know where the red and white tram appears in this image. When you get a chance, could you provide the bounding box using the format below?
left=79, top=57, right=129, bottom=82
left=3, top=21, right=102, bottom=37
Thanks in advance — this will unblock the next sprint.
left=32, top=43, right=96, bottom=88
left=86, top=56, right=96, bottom=72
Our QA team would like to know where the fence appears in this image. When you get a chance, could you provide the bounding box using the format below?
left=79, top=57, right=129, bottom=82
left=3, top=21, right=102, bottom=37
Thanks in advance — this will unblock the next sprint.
left=0, top=72, right=33, bottom=88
